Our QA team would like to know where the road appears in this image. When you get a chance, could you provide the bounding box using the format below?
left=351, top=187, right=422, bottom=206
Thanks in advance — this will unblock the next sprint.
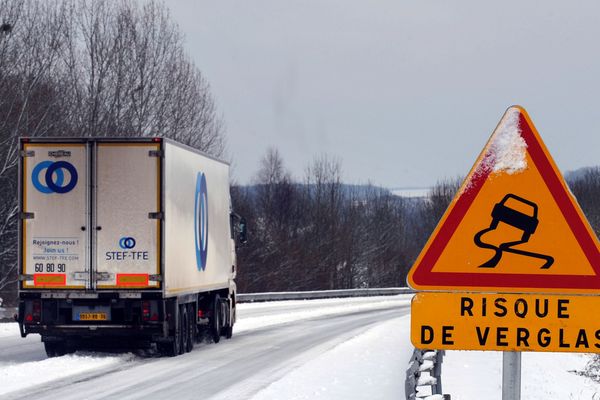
left=0, top=295, right=412, bottom=399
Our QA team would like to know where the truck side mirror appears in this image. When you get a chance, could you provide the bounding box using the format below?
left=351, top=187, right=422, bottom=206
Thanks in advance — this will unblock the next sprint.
left=238, top=217, right=247, bottom=244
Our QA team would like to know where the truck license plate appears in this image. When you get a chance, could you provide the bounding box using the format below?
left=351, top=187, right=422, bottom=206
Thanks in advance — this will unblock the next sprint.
left=79, top=312, right=108, bottom=321
left=73, top=305, right=111, bottom=321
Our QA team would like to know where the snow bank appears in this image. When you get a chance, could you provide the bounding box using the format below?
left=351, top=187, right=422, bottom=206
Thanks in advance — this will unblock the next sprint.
left=250, top=315, right=411, bottom=400
left=235, top=295, right=412, bottom=333
left=443, top=350, right=600, bottom=399
left=0, top=322, right=18, bottom=338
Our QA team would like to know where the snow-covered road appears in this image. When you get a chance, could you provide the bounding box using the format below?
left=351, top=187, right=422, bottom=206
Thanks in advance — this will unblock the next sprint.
left=0, top=295, right=413, bottom=399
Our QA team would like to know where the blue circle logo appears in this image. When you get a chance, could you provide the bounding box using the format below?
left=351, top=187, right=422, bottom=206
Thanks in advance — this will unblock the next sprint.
left=119, top=237, right=136, bottom=249
left=194, top=172, right=208, bottom=271
left=32, top=161, right=78, bottom=194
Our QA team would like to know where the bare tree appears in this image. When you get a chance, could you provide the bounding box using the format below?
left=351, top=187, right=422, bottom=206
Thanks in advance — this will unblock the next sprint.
left=0, top=0, right=73, bottom=299
left=237, top=148, right=302, bottom=292
left=567, top=167, right=600, bottom=236
left=60, top=0, right=225, bottom=155
left=303, top=155, right=344, bottom=289
left=234, top=151, right=413, bottom=292
left=0, top=0, right=226, bottom=301
left=255, top=148, right=289, bottom=186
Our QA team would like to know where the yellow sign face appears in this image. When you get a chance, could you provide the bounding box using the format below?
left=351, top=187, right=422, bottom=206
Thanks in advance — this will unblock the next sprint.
left=407, top=106, right=600, bottom=293
left=411, top=292, right=600, bottom=353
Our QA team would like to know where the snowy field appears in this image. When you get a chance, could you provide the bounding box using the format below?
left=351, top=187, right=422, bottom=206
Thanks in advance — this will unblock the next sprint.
left=1, top=295, right=599, bottom=399
left=251, top=315, right=410, bottom=400
left=444, top=350, right=600, bottom=399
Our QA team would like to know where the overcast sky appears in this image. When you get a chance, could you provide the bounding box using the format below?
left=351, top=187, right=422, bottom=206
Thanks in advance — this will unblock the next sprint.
left=168, top=0, right=600, bottom=188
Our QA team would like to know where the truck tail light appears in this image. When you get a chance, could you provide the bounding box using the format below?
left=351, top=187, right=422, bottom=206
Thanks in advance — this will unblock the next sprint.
left=25, top=300, right=41, bottom=324
left=33, top=300, right=41, bottom=321
left=198, top=309, right=204, bottom=318
left=142, top=300, right=159, bottom=322
left=142, top=301, right=151, bottom=321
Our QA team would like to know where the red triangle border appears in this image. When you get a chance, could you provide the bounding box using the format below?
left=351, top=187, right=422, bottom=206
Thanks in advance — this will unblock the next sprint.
left=411, top=111, right=600, bottom=290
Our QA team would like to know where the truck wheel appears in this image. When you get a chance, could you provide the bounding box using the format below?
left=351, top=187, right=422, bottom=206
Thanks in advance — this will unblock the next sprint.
left=186, top=304, right=195, bottom=353
left=222, top=323, right=233, bottom=339
left=222, top=298, right=233, bottom=339
left=158, top=305, right=182, bottom=357
left=44, top=341, right=67, bottom=358
left=211, top=294, right=222, bottom=343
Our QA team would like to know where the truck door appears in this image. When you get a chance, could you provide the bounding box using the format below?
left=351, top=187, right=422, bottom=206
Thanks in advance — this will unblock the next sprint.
left=21, top=142, right=89, bottom=289
left=94, top=143, right=161, bottom=289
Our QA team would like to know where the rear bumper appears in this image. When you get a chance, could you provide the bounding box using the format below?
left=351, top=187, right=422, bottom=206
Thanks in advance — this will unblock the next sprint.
left=17, top=297, right=167, bottom=340
left=23, top=323, right=165, bottom=337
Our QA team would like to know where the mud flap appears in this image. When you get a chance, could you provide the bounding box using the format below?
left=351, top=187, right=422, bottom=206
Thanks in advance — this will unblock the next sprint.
left=17, top=302, right=26, bottom=338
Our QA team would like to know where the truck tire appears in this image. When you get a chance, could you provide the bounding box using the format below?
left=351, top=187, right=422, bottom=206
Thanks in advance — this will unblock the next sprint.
left=222, top=323, right=233, bottom=339
left=158, top=305, right=182, bottom=357
left=211, top=294, right=222, bottom=343
left=44, top=341, right=67, bottom=358
left=186, top=304, right=195, bottom=353
left=222, top=297, right=233, bottom=339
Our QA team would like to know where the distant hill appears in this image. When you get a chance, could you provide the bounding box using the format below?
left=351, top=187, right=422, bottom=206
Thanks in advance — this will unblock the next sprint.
left=237, top=183, right=433, bottom=200
left=234, top=183, right=394, bottom=200
left=564, top=166, right=600, bottom=182
left=389, top=187, right=430, bottom=199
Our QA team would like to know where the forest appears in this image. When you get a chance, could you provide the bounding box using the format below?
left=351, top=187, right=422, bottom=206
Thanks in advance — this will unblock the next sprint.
left=232, top=149, right=600, bottom=293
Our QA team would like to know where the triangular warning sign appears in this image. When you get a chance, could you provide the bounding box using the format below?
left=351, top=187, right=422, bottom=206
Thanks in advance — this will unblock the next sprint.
left=407, top=105, right=600, bottom=293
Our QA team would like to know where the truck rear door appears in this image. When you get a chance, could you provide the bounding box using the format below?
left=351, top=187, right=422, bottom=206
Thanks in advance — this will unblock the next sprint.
left=21, top=142, right=89, bottom=289
left=94, top=143, right=161, bottom=289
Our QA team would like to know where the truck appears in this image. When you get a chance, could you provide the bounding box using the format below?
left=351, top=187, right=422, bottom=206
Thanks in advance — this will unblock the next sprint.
left=15, top=137, right=247, bottom=357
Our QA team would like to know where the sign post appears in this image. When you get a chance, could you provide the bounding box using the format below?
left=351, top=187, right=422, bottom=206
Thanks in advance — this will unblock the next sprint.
left=406, top=105, right=600, bottom=397
left=502, top=352, right=521, bottom=400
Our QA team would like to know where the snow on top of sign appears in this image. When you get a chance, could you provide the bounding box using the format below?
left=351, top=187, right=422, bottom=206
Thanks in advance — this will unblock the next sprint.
left=490, top=107, right=528, bottom=173
left=462, top=107, right=528, bottom=195
left=486, top=107, right=528, bottom=175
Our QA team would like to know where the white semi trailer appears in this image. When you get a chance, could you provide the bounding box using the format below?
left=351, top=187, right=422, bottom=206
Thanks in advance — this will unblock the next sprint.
left=16, top=138, right=246, bottom=357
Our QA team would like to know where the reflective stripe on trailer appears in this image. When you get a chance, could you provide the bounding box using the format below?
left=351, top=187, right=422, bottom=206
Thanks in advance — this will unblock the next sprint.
left=116, top=273, right=149, bottom=287
left=34, top=274, right=66, bottom=286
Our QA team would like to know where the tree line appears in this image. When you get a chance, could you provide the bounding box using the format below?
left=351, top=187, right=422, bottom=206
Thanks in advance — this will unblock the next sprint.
left=232, top=152, right=600, bottom=294
left=231, top=148, right=458, bottom=293
left=0, top=0, right=224, bottom=301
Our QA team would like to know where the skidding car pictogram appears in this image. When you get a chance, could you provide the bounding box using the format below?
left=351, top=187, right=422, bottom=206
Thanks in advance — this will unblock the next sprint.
left=474, top=193, right=554, bottom=269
